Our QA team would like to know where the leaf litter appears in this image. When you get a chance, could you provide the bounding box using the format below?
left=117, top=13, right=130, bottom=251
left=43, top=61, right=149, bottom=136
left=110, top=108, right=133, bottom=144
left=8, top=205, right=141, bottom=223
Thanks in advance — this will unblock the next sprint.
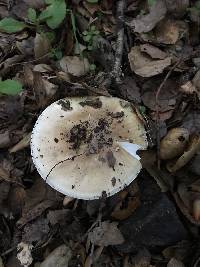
left=0, top=0, right=200, bottom=266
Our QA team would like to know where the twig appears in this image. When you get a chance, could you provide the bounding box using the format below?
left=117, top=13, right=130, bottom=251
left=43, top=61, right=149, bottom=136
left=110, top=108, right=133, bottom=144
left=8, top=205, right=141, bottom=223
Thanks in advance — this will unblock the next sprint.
left=155, top=58, right=182, bottom=168
left=111, top=0, right=126, bottom=83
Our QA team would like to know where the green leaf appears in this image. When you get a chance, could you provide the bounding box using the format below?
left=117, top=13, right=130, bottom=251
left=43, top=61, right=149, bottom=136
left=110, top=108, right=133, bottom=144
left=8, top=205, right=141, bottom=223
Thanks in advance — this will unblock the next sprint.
left=27, top=8, right=37, bottom=23
left=89, top=64, right=96, bottom=71
left=148, top=0, right=156, bottom=7
left=86, top=0, right=99, bottom=3
left=0, top=80, right=23, bottom=95
left=83, top=35, right=92, bottom=42
left=39, top=0, right=66, bottom=29
left=0, top=18, right=26, bottom=33
left=90, top=25, right=96, bottom=31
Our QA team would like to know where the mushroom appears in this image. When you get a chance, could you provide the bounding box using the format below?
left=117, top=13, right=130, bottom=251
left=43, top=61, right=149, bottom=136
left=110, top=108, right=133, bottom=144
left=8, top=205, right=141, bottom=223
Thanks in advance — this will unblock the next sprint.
left=31, top=96, right=147, bottom=200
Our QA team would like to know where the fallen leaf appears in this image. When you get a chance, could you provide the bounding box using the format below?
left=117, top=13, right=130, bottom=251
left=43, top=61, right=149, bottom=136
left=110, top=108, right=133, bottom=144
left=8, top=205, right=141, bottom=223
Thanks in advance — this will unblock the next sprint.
left=17, top=242, right=33, bottom=267
left=33, top=64, right=53, bottom=73
left=9, top=132, right=31, bottom=153
left=88, top=221, right=124, bottom=246
left=140, top=44, right=167, bottom=59
left=34, top=33, right=51, bottom=59
left=47, top=209, right=72, bottom=226
left=63, top=196, right=74, bottom=206
left=111, top=196, right=140, bottom=220
left=126, top=0, right=167, bottom=33
left=141, top=79, right=178, bottom=112
left=167, top=258, right=185, bottom=267
left=167, top=136, right=200, bottom=172
left=39, top=245, right=72, bottom=267
left=23, top=0, right=45, bottom=9
left=131, top=248, right=151, bottom=267
left=192, top=70, right=200, bottom=99
left=16, top=37, right=34, bottom=56
left=182, top=112, right=200, bottom=135
left=0, top=131, right=11, bottom=148
left=165, top=0, right=189, bottom=18
left=119, top=76, right=141, bottom=103
left=128, top=46, right=171, bottom=77
left=22, top=217, right=50, bottom=243
left=60, top=56, right=90, bottom=77
left=160, top=128, right=190, bottom=160
left=8, top=185, right=26, bottom=216
left=180, top=81, right=196, bottom=94
left=33, top=72, right=58, bottom=108
left=155, top=19, right=181, bottom=44
left=17, top=199, right=55, bottom=229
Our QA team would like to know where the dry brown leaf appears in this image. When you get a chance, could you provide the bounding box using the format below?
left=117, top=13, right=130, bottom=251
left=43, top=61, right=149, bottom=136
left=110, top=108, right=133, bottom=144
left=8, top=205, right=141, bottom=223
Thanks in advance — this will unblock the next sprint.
left=88, top=221, right=124, bottom=247
left=180, top=81, right=196, bottom=94
left=0, top=131, right=11, bottom=148
left=165, top=0, right=189, bottom=18
left=16, top=37, right=34, bottom=56
left=140, top=44, right=167, bottom=59
left=83, top=1, right=100, bottom=15
left=17, top=199, right=55, bottom=229
left=34, top=33, right=51, bottom=59
left=192, top=70, right=200, bottom=99
left=128, top=46, right=171, bottom=77
left=8, top=186, right=26, bottom=216
left=126, top=0, right=167, bottom=33
left=33, top=64, right=53, bottom=73
left=155, top=19, right=180, bottom=44
left=33, top=72, right=58, bottom=108
left=167, top=136, right=200, bottom=172
left=9, top=132, right=31, bottom=153
left=167, top=258, right=185, bottom=267
left=160, top=128, right=190, bottom=160
left=63, top=196, right=74, bottom=206
left=111, top=196, right=140, bottom=220
left=60, top=56, right=90, bottom=77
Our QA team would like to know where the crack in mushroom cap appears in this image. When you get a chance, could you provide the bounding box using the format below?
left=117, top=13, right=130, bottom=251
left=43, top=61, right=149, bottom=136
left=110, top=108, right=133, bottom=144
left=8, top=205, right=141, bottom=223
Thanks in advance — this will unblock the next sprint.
left=31, top=96, right=148, bottom=200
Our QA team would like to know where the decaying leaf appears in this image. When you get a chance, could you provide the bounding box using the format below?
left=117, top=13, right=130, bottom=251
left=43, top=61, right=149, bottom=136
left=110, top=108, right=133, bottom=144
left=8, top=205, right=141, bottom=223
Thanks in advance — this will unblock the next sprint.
left=160, top=128, right=190, bottom=160
left=9, top=132, right=31, bottom=153
left=128, top=46, right=171, bottom=77
left=111, top=196, right=140, bottom=220
left=155, top=19, right=181, bottom=45
left=167, top=257, right=185, bottom=267
left=17, top=242, right=33, bottom=267
left=180, top=81, right=196, bottom=94
left=140, top=44, right=167, bottom=59
left=33, top=72, right=58, bottom=108
left=88, top=221, right=124, bottom=247
left=165, top=0, right=189, bottom=18
left=39, top=245, right=72, bottom=267
left=126, top=0, right=167, bottom=33
left=60, top=56, right=90, bottom=77
left=34, top=33, right=51, bottom=59
left=22, top=217, right=50, bottom=243
left=33, top=64, right=53, bottom=73
left=192, top=70, right=200, bottom=99
left=167, top=136, right=200, bottom=172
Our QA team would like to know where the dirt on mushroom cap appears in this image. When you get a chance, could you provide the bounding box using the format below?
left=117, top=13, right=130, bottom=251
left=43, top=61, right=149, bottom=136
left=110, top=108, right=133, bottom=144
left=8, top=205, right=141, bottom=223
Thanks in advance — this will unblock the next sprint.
left=31, top=96, right=147, bottom=200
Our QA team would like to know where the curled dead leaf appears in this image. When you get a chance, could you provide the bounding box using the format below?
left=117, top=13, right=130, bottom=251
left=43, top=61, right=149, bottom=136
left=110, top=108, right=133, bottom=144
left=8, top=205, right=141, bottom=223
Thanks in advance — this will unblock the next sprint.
left=140, top=44, right=167, bottom=59
left=88, top=221, right=124, bottom=247
left=167, top=136, right=200, bottom=172
left=9, top=132, right=31, bottom=153
left=128, top=46, right=171, bottom=77
left=60, top=56, right=90, bottom=77
left=160, top=128, right=190, bottom=160
left=126, top=0, right=167, bottom=33
left=34, top=33, right=51, bottom=59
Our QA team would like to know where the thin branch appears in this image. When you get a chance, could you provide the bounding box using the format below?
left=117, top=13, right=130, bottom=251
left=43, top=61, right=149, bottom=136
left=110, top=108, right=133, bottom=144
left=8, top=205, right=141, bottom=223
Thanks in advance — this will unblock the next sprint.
left=112, top=0, right=126, bottom=83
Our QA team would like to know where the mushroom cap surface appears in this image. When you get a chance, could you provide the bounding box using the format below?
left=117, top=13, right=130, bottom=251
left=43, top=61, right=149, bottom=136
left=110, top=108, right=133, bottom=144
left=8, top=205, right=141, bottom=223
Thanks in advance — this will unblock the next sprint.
left=31, top=96, right=147, bottom=200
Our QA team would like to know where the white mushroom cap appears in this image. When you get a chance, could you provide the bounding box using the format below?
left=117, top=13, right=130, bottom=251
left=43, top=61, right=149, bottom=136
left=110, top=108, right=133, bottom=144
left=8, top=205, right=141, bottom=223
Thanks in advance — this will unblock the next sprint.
left=31, top=96, right=147, bottom=200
